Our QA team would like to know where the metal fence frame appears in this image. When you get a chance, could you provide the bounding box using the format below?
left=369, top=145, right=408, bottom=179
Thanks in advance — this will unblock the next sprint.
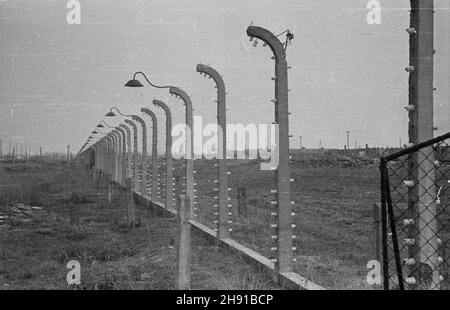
left=380, top=132, right=450, bottom=290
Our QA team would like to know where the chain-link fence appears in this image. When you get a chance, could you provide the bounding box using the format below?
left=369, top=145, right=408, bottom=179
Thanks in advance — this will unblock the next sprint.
left=380, top=132, right=450, bottom=290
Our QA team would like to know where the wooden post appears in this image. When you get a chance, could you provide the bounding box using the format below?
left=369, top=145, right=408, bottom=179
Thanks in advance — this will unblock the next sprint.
left=407, top=0, right=439, bottom=290
left=176, top=195, right=191, bottom=290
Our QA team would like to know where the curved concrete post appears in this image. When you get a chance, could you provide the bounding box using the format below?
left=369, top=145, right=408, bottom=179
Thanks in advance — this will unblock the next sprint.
left=103, top=137, right=110, bottom=174
left=117, top=125, right=135, bottom=226
left=247, top=25, right=293, bottom=275
left=108, top=133, right=116, bottom=182
left=105, top=134, right=114, bottom=205
left=104, top=136, right=112, bottom=175
left=93, top=141, right=101, bottom=174
left=111, top=131, right=121, bottom=183
left=153, top=99, right=173, bottom=210
left=96, top=140, right=103, bottom=181
left=93, top=143, right=100, bottom=182
left=132, top=115, right=148, bottom=197
left=196, top=64, right=229, bottom=238
left=99, top=138, right=108, bottom=187
left=125, top=119, right=139, bottom=190
left=111, top=131, right=120, bottom=183
left=115, top=127, right=127, bottom=185
left=98, top=140, right=103, bottom=175
left=119, top=124, right=132, bottom=179
left=141, top=108, right=159, bottom=202
left=92, top=143, right=98, bottom=171
left=169, top=87, right=194, bottom=217
left=105, top=135, right=111, bottom=178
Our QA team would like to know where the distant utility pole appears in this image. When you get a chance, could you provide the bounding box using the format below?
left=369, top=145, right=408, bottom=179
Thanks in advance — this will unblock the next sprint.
left=8, top=141, right=11, bottom=156
left=346, top=131, right=350, bottom=149
left=0, top=138, right=2, bottom=159
left=299, top=136, right=303, bottom=150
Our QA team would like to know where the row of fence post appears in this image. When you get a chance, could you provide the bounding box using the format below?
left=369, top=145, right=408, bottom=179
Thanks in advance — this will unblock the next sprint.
left=74, top=24, right=298, bottom=288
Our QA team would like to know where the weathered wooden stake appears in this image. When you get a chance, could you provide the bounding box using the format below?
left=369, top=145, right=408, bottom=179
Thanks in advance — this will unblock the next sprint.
left=176, top=195, right=191, bottom=290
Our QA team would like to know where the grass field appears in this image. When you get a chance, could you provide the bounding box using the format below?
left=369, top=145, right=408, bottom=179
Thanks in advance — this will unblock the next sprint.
left=185, top=154, right=380, bottom=290
left=0, top=161, right=276, bottom=290
left=0, top=152, right=382, bottom=290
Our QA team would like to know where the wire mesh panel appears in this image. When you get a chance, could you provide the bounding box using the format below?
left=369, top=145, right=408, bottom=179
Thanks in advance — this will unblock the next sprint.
left=381, top=133, right=450, bottom=290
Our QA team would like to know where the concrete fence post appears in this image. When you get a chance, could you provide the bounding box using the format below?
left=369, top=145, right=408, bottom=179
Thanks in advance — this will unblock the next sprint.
left=131, top=115, right=148, bottom=197
left=196, top=64, right=230, bottom=237
left=119, top=124, right=135, bottom=227
left=176, top=195, right=191, bottom=290
left=169, top=87, right=194, bottom=218
left=116, top=127, right=127, bottom=185
left=125, top=119, right=139, bottom=191
left=247, top=25, right=294, bottom=278
left=141, top=108, right=159, bottom=202
left=406, top=0, right=439, bottom=290
left=153, top=99, right=174, bottom=210
left=373, top=203, right=381, bottom=263
left=113, top=130, right=123, bottom=184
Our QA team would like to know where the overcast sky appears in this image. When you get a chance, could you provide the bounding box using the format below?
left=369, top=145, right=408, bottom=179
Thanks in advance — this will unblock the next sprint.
left=0, top=0, right=449, bottom=154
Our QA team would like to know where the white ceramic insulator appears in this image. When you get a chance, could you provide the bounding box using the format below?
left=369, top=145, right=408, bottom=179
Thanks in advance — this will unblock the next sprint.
left=404, top=258, right=416, bottom=266
left=403, top=180, right=414, bottom=187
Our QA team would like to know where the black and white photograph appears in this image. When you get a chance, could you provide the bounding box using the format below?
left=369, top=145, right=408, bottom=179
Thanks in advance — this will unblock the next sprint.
left=0, top=0, right=449, bottom=296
